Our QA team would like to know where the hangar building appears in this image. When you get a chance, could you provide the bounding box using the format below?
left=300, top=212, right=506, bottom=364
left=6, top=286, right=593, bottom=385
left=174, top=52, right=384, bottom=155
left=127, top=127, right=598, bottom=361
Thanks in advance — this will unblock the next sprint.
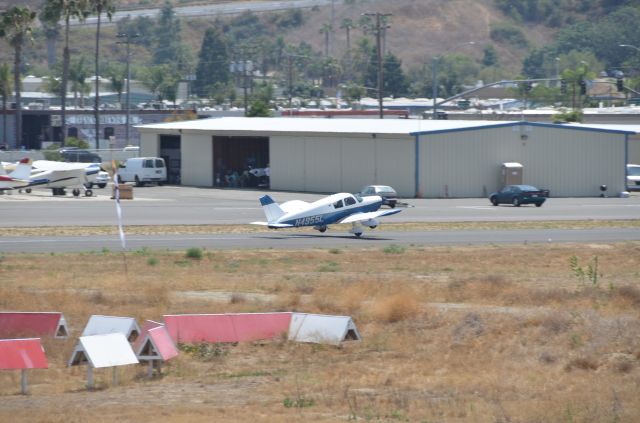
left=136, top=117, right=640, bottom=198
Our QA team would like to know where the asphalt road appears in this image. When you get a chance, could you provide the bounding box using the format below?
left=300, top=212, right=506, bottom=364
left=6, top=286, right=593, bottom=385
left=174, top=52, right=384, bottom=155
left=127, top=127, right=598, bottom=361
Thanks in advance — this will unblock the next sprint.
left=72, top=0, right=334, bottom=26
left=1, top=186, right=639, bottom=252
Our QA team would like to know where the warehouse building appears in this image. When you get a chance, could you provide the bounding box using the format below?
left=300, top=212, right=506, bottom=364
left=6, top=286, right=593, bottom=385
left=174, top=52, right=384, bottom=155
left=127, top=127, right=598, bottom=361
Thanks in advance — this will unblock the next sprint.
left=136, top=117, right=640, bottom=198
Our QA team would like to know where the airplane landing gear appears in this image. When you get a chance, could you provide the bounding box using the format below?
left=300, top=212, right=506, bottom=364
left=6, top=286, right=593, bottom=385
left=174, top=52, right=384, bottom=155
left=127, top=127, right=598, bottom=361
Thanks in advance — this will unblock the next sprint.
left=349, top=222, right=364, bottom=238
left=52, top=188, right=66, bottom=196
left=314, top=225, right=327, bottom=233
left=72, top=188, right=80, bottom=197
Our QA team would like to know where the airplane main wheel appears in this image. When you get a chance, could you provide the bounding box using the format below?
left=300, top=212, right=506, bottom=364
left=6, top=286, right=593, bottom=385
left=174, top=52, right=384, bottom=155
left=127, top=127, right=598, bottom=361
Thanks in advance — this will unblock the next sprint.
left=319, top=226, right=327, bottom=233
left=85, top=189, right=93, bottom=197
left=354, top=232, right=362, bottom=238
left=369, top=225, right=377, bottom=229
left=72, top=188, right=80, bottom=197
left=25, top=188, right=32, bottom=194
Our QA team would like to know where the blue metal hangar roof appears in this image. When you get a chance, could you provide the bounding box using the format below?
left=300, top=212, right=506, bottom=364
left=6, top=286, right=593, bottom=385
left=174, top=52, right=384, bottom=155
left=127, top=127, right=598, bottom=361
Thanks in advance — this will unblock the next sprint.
left=136, top=117, right=640, bottom=136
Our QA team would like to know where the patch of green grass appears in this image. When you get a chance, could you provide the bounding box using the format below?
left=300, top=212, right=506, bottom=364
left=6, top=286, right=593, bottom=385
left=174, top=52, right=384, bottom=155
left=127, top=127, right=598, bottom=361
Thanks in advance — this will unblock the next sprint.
left=185, top=247, right=203, bottom=260
left=283, top=396, right=315, bottom=408
left=328, top=248, right=342, bottom=254
left=317, top=261, right=340, bottom=272
left=147, top=257, right=158, bottom=266
left=383, top=244, right=406, bottom=254
left=134, top=246, right=151, bottom=256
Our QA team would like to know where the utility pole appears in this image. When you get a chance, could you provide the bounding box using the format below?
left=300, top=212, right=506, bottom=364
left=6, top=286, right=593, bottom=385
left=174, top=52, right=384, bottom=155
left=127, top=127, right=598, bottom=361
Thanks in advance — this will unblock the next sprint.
left=116, top=33, right=139, bottom=145
left=363, top=12, right=392, bottom=119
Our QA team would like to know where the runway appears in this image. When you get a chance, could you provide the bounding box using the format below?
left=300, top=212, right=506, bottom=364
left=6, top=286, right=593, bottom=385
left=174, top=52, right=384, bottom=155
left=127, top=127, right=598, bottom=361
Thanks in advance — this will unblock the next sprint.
left=1, top=186, right=638, bottom=253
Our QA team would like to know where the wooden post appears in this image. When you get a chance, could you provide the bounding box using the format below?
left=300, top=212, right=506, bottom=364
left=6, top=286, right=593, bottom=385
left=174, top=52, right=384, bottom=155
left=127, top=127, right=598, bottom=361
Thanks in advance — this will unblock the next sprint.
left=20, top=369, right=28, bottom=395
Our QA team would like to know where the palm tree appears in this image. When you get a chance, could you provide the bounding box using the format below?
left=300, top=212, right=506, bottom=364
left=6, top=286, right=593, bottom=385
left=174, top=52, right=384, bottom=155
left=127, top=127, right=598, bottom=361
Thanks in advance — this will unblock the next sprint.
left=0, top=63, right=12, bottom=149
left=340, top=18, right=355, bottom=81
left=41, top=0, right=85, bottom=147
left=319, top=23, right=332, bottom=57
left=69, top=56, right=90, bottom=108
left=84, top=0, right=115, bottom=149
left=105, top=62, right=126, bottom=106
left=0, top=6, right=36, bottom=149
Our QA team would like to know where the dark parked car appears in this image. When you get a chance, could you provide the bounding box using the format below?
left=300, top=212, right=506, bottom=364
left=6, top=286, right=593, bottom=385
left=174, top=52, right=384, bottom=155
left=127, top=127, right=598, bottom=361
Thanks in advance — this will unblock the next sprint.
left=61, top=149, right=102, bottom=163
left=489, top=185, right=546, bottom=207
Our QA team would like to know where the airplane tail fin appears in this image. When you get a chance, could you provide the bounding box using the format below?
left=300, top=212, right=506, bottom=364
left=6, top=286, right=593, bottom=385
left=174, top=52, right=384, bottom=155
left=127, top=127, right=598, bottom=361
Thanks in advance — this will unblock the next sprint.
left=9, top=158, right=32, bottom=180
left=259, top=195, right=285, bottom=223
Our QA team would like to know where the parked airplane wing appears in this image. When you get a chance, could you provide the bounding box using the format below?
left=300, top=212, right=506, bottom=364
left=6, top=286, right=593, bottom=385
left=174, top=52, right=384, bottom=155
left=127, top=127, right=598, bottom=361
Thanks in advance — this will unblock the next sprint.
left=339, top=208, right=402, bottom=224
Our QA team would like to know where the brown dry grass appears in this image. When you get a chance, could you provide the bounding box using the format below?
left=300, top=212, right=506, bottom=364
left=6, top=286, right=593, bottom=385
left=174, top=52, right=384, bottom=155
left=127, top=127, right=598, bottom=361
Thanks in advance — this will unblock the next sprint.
left=1, top=242, right=640, bottom=421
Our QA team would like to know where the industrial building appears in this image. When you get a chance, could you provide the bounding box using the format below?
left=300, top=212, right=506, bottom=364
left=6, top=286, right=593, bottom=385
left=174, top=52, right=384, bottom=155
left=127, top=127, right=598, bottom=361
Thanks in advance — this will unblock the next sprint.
left=136, top=117, right=640, bottom=198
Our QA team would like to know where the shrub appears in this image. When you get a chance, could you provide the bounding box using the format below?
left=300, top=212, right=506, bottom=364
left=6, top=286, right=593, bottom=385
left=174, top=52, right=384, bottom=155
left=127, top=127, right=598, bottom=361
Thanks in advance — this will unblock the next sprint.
left=185, top=247, right=203, bottom=260
left=372, top=292, right=420, bottom=323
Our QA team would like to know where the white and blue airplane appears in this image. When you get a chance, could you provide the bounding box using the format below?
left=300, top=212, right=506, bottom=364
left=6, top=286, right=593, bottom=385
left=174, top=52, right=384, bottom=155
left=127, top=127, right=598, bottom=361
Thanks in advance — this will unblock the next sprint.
left=251, top=192, right=401, bottom=237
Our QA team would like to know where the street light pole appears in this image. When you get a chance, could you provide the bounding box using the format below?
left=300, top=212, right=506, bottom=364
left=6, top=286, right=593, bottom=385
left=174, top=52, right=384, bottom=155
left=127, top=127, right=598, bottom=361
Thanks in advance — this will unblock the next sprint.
left=117, top=33, right=138, bottom=146
left=431, top=41, right=475, bottom=119
left=363, top=12, right=392, bottom=119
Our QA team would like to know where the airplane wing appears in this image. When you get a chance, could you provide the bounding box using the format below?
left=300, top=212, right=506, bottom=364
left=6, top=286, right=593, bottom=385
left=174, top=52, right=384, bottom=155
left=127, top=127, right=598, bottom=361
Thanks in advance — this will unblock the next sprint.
left=339, top=208, right=402, bottom=224
left=280, top=200, right=310, bottom=214
left=32, top=160, right=90, bottom=171
left=250, top=221, right=295, bottom=228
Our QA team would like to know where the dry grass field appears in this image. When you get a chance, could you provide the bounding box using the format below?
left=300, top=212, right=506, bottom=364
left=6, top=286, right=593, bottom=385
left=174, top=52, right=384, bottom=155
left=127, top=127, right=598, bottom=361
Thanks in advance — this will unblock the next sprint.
left=1, top=241, right=640, bottom=422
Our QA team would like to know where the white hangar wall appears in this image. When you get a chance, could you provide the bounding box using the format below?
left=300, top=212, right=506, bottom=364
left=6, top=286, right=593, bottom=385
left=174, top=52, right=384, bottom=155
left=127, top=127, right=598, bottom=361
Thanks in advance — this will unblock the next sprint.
left=181, top=133, right=214, bottom=186
left=270, top=134, right=415, bottom=196
left=420, top=125, right=625, bottom=197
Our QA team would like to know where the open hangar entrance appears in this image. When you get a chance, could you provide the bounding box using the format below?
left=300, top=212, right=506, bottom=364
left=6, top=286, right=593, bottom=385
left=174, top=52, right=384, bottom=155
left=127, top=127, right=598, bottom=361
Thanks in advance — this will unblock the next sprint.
left=160, top=135, right=181, bottom=184
left=213, top=136, right=269, bottom=187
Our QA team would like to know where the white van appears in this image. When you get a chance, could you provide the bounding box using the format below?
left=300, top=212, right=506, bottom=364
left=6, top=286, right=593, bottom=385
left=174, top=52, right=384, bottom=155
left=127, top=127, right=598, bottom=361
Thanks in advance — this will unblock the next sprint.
left=118, top=157, right=167, bottom=186
left=628, top=164, right=640, bottom=190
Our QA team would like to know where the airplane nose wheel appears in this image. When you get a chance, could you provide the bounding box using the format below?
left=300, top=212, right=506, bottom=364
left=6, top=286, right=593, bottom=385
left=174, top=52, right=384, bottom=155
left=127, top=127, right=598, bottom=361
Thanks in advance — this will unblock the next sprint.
left=72, top=188, right=80, bottom=197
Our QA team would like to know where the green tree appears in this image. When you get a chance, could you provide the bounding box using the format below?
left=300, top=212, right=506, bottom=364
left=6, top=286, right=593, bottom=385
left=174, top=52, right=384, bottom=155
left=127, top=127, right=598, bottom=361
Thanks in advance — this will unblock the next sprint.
left=84, top=0, right=115, bottom=149
left=105, top=62, right=125, bottom=106
left=0, top=6, right=36, bottom=148
left=69, top=56, right=90, bottom=107
left=0, top=63, right=12, bottom=148
left=140, top=64, right=180, bottom=104
left=482, top=44, right=498, bottom=67
left=319, top=23, right=332, bottom=57
left=246, top=99, right=272, bottom=117
left=41, top=0, right=85, bottom=147
left=365, top=49, right=408, bottom=97
left=194, top=27, right=230, bottom=98
left=153, top=1, right=192, bottom=74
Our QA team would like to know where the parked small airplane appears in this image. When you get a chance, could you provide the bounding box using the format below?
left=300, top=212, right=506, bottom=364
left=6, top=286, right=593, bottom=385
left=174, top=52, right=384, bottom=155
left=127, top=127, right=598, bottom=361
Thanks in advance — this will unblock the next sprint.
left=251, top=192, right=401, bottom=237
left=0, top=158, right=33, bottom=191
left=23, top=160, right=101, bottom=196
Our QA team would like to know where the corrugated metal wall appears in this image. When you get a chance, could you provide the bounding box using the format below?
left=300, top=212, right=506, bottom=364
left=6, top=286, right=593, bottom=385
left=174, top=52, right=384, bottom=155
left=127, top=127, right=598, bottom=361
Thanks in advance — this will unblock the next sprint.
left=421, top=125, right=625, bottom=197
left=181, top=134, right=213, bottom=186
left=270, top=135, right=414, bottom=196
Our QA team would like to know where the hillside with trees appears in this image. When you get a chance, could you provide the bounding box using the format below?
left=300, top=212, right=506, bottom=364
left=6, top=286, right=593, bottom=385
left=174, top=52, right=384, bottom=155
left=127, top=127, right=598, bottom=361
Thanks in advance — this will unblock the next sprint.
left=1, top=0, right=640, bottom=113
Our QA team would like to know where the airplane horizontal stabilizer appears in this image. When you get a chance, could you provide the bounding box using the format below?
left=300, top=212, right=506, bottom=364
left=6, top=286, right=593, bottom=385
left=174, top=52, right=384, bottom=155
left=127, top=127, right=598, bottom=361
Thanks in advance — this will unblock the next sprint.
left=250, top=221, right=294, bottom=228
left=339, top=208, right=401, bottom=224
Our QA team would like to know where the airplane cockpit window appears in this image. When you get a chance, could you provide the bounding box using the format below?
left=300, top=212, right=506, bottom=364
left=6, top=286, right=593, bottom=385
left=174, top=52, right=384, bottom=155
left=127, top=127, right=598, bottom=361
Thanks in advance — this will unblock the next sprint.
left=334, top=200, right=344, bottom=208
left=354, top=194, right=363, bottom=203
left=344, top=196, right=356, bottom=206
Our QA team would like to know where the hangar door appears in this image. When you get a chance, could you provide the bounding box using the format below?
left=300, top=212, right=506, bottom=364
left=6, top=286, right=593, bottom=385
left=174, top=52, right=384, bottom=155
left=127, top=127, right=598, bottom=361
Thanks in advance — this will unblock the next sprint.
left=160, top=135, right=181, bottom=184
left=213, top=136, right=269, bottom=187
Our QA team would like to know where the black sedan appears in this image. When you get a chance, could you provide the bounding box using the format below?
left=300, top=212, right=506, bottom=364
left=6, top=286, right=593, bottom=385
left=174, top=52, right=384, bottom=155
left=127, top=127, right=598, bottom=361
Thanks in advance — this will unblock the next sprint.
left=489, top=185, right=546, bottom=207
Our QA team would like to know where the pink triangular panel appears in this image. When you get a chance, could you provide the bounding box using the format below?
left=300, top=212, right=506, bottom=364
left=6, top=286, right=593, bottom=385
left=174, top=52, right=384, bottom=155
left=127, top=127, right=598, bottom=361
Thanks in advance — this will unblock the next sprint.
left=133, top=320, right=164, bottom=352
left=148, top=326, right=179, bottom=361
left=0, top=338, right=48, bottom=369
left=164, top=314, right=236, bottom=343
left=0, top=312, right=64, bottom=338
left=230, top=313, right=292, bottom=342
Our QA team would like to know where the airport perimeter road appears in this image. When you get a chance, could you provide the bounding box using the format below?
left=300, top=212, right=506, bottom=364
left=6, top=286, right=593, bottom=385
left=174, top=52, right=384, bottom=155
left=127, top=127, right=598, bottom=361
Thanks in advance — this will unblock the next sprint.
left=1, top=186, right=639, bottom=228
